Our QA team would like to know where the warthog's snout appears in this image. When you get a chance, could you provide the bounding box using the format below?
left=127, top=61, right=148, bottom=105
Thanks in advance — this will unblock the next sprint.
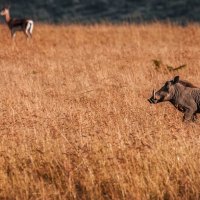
left=148, top=97, right=158, bottom=104
left=148, top=89, right=158, bottom=104
left=148, top=97, right=155, bottom=104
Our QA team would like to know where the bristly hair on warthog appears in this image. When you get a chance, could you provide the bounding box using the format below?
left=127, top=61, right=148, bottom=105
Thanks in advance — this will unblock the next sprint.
left=148, top=76, right=200, bottom=122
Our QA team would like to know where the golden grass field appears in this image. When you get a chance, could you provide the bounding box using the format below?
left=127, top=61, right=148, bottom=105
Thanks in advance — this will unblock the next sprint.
left=0, top=23, right=199, bottom=199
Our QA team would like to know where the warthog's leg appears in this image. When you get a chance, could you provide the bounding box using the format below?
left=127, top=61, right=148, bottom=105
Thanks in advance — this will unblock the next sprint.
left=183, top=108, right=196, bottom=122
left=192, top=113, right=198, bottom=122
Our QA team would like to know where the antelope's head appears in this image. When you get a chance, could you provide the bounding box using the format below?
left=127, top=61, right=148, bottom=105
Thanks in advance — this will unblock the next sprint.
left=0, top=7, right=9, bottom=16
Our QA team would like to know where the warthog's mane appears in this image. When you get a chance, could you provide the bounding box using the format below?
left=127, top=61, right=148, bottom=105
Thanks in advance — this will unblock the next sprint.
left=178, top=80, right=198, bottom=88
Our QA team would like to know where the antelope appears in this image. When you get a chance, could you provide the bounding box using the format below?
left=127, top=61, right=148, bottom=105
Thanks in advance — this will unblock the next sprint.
left=0, top=7, right=34, bottom=39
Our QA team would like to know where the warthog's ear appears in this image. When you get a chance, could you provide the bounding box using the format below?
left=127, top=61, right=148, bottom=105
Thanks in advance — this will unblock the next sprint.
left=173, top=76, right=180, bottom=84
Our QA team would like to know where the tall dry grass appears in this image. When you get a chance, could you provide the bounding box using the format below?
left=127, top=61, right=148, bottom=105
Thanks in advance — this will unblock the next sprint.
left=0, top=23, right=199, bottom=199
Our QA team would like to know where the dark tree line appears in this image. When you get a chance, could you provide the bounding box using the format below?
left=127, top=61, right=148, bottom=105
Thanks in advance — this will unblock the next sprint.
left=0, top=0, right=200, bottom=24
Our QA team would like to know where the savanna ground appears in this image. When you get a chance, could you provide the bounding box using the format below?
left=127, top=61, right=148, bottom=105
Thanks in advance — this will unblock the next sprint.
left=0, top=23, right=199, bottom=199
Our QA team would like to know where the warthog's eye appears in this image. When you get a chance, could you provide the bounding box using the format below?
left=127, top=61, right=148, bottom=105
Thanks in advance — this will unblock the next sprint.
left=164, top=81, right=172, bottom=91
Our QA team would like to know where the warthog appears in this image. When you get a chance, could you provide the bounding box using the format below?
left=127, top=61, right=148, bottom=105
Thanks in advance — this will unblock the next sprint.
left=148, top=76, right=200, bottom=122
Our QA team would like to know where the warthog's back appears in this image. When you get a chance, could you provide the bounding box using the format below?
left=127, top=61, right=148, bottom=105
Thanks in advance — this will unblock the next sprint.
left=189, top=88, right=200, bottom=111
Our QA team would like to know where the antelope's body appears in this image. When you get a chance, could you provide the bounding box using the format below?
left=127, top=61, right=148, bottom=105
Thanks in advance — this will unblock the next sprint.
left=0, top=7, right=34, bottom=38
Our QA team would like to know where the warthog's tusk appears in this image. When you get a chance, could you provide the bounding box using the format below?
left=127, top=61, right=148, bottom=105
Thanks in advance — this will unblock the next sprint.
left=153, top=89, right=155, bottom=99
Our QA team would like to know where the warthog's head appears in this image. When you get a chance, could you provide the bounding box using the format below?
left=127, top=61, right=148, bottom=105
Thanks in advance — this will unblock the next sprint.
left=148, top=76, right=180, bottom=104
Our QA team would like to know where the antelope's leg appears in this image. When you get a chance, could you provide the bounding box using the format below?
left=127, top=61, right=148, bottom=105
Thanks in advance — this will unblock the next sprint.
left=11, top=30, right=16, bottom=39
left=24, top=28, right=30, bottom=38
left=24, top=31, right=30, bottom=38
left=25, top=21, right=33, bottom=38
